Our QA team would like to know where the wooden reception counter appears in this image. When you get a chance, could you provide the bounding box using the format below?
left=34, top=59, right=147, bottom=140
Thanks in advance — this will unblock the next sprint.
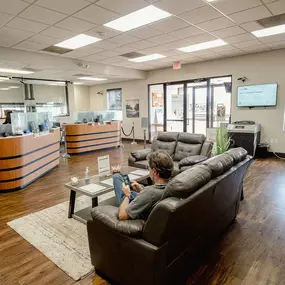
left=0, top=128, right=60, bottom=193
left=65, top=122, right=120, bottom=154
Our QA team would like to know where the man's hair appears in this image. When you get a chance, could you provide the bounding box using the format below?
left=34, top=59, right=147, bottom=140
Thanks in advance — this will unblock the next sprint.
left=148, top=150, right=174, bottom=179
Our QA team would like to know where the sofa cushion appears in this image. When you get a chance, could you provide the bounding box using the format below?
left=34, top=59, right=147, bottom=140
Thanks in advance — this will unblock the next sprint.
left=226, top=147, right=248, bottom=165
left=162, top=165, right=212, bottom=199
left=173, top=133, right=205, bottom=161
left=202, top=154, right=234, bottom=178
left=151, top=132, right=179, bottom=156
left=178, top=155, right=208, bottom=168
left=132, top=160, right=149, bottom=169
left=131, top=148, right=152, bottom=161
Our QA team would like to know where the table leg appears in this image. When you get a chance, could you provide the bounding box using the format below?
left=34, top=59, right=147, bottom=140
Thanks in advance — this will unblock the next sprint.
left=92, top=197, right=98, bottom=208
left=68, top=190, right=76, bottom=218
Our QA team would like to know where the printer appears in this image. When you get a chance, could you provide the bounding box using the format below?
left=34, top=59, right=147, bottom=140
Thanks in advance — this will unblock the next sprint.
left=227, top=121, right=261, bottom=156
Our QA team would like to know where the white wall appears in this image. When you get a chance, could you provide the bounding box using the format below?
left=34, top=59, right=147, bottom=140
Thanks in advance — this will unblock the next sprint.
left=89, top=49, right=285, bottom=152
left=89, top=86, right=108, bottom=110
left=74, top=85, right=90, bottom=112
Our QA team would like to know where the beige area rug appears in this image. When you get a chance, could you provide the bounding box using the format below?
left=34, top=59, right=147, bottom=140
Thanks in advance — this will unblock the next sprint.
left=7, top=192, right=115, bottom=281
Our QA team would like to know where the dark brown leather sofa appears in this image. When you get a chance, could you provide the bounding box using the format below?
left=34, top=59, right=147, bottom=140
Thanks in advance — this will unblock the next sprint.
left=128, top=132, right=213, bottom=175
left=87, top=148, right=252, bottom=285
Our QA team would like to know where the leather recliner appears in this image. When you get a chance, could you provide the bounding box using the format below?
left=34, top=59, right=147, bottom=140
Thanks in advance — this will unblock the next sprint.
left=87, top=148, right=252, bottom=285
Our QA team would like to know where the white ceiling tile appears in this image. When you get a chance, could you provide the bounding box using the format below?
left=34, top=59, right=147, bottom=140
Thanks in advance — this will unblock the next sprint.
left=164, top=39, right=191, bottom=49
left=185, top=33, right=217, bottom=44
left=154, top=0, right=206, bottom=15
left=36, top=0, right=90, bottom=14
left=211, top=0, right=263, bottom=15
left=41, top=27, right=76, bottom=40
left=218, top=49, right=245, bottom=56
left=233, top=39, right=261, bottom=49
left=179, top=5, right=222, bottom=24
left=258, top=33, right=285, bottom=44
left=97, top=56, right=125, bottom=64
left=0, top=12, right=13, bottom=26
left=266, top=40, right=285, bottom=49
left=61, top=50, right=91, bottom=58
left=109, top=34, right=140, bottom=45
left=113, top=45, right=136, bottom=54
left=212, top=26, right=245, bottom=38
left=0, top=0, right=29, bottom=15
left=22, top=0, right=36, bottom=3
left=240, top=21, right=263, bottom=32
left=6, top=17, right=49, bottom=33
left=13, top=40, right=47, bottom=51
left=74, top=4, right=120, bottom=25
left=129, top=39, right=157, bottom=49
left=96, top=50, right=120, bottom=57
left=211, top=44, right=239, bottom=53
left=55, top=17, right=97, bottom=33
left=224, top=33, right=256, bottom=44
left=162, top=49, right=184, bottom=56
left=76, top=43, right=105, bottom=54
left=266, top=1, right=285, bottom=16
left=19, top=5, right=66, bottom=25
left=228, top=6, right=272, bottom=24
left=29, top=34, right=60, bottom=45
left=86, top=26, right=121, bottom=39
left=95, top=0, right=148, bottom=15
left=81, top=40, right=121, bottom=50
left=148, top=33, right=179, bottom=44
left=127, top=25, right=163, bottom=39
left=242, top=44, right=270, bottom=53
left=170, top=26, right=204, bottom=38
left=199, top=54, right=223, bottom=60
left=151, top=17, right=189, bottom=33
left=197, top=17, right=235, bottom=32
left=139, top=45, right=171, bottom=54
left=262, top=0, right=277, bottom=3
left=0, top=27, right=34, bottom=47
left=82, top=53, right=108, bottom=62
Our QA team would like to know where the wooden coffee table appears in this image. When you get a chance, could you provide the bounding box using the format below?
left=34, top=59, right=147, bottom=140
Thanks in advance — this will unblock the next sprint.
left=64, top=167, right=150, bottom=224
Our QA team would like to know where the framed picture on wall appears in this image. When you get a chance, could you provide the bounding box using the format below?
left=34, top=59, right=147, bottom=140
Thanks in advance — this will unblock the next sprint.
left=126, top=99, right=139, bottom=118
left=108, top=89, right=122, bottom=110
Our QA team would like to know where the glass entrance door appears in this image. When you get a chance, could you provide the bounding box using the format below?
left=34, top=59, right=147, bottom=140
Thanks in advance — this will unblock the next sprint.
left=166, top=84, right=184, bottom=132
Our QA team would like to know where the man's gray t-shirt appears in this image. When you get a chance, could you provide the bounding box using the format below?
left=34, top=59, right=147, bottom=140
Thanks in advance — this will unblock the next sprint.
left=125, top=184, right=167, bottom=220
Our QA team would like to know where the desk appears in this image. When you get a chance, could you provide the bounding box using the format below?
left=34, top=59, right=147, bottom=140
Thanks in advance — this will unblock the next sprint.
left=0, top=128, right=60, bottom=192
left=65, top=122, right=120, bottom=154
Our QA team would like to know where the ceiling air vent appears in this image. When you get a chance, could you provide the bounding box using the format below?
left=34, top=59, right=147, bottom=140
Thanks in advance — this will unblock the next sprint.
left=120, top=52, right=145, bottom=59
left=42, top=46, right=73, bottom=55
left=257, top=13, right=285, bottom=28
left=73, top=73, right=93, bottom=77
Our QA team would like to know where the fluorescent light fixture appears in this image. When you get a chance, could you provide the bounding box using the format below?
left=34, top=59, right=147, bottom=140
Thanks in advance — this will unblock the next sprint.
left=129, top=53, right=166, bottom=62
left=74, top=82, right=83, bottom=85
left=0, top=68, right=34, bottom=74
left=0, top=88, right=10, bottom=91
left=252, top=24, right=285, bottom=38
left=104, top=5, right=171, bottom=32
left=9, top=86, right=20, bottom=89
left=178, top=39, right=227, bottom=53
left=78, top=77, right=107, bottom=81
left=55, top=34, right=101, bottom=50
left=0, top=77, right=9, bottom=80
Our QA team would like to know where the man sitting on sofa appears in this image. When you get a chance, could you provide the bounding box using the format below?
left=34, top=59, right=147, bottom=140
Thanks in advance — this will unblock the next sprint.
left=113, top=150, right=174, bottom=221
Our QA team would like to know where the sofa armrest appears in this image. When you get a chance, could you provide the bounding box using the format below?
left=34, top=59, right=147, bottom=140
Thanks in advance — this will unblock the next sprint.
left=130, top=148, right=152, bottom=161
left=91, top=206, right=145, bottom=238
left=178, top=155, right=208, bottom=169
left=200, top=140, right=214, bottom=157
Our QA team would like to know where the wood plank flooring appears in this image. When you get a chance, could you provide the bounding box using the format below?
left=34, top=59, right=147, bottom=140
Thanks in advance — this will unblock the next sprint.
left=1, top=144, right=285, bottom=285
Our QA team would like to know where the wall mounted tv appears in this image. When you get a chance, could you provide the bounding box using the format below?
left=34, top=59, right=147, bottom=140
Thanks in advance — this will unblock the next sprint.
left=237, top=83, right=278, bottom=107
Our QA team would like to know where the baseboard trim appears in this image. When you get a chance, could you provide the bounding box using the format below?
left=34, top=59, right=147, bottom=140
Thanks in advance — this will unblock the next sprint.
left=122, top=138, right=150, bottom=143
left=270, top=152, right=285, bottom=158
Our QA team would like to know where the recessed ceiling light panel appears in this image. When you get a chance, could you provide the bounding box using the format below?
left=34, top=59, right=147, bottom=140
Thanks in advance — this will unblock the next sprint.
left=252, top=24, right=285, bottom=38
left=104, top=5, right=171, bottom=32
left=178, top=39, right=227, bottom=52
left=0, top=68, right=34, bottom=74
left=78, top=77, right=107, bottom=81
left=55, top=34, right=101, bottom=50
left=129, top=53, right=166, bottom=62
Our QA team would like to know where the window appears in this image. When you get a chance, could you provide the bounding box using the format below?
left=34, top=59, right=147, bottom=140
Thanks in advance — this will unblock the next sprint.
left=108, top=89, right=122, bottom=110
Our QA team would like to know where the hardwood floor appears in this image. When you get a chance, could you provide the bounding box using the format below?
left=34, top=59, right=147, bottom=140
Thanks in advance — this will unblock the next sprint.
left=1, top=144, right=285, bottom=285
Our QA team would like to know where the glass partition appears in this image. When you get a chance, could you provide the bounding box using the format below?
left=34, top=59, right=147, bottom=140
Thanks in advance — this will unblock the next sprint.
left=76, top=110, right=123, bottom=123
left=11, top=112, right=53, bottom=135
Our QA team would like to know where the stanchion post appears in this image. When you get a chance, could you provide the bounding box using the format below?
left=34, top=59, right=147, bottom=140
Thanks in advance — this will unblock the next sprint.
left=62, top=124, right=70, bottom=159
left=131, top=122, right=137, bottom=145
left=120, top=121, right=124, bottom=147
left=143, top=129, right=147, bottom=149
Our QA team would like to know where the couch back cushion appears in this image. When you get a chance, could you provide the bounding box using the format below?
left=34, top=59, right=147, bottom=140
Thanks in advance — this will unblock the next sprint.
left=151, top=132, right=179, bottom=156
left=202, top=154, right=234, bottom=178
left=162, top=164, right=212, bottom=199
left=173, top=133, right=206, bottom=161
left=225, top=147, right=248, bottom=165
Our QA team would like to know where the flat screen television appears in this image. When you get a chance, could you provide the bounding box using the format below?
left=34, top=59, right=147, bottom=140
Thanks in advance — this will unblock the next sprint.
left=237, top=83, right=278, bottom=107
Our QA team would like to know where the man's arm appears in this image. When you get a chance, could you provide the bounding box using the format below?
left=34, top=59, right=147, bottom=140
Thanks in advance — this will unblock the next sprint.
left=118, top=184, right=131, bottom=220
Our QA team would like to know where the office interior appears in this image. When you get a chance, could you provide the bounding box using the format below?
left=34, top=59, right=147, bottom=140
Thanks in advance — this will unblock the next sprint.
left=1, top=0, right=285, bottom=284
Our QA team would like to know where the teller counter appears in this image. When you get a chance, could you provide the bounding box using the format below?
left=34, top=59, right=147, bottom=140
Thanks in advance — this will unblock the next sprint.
left=65, top=122, right=120, bottom=154
left=0, top=128, right=60, bottom=193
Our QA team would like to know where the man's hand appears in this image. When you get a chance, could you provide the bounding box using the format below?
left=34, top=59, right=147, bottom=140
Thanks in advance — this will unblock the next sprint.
left=122, top=183, right=131, bottom=198
left=131, top=181, right=141, bottom=192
